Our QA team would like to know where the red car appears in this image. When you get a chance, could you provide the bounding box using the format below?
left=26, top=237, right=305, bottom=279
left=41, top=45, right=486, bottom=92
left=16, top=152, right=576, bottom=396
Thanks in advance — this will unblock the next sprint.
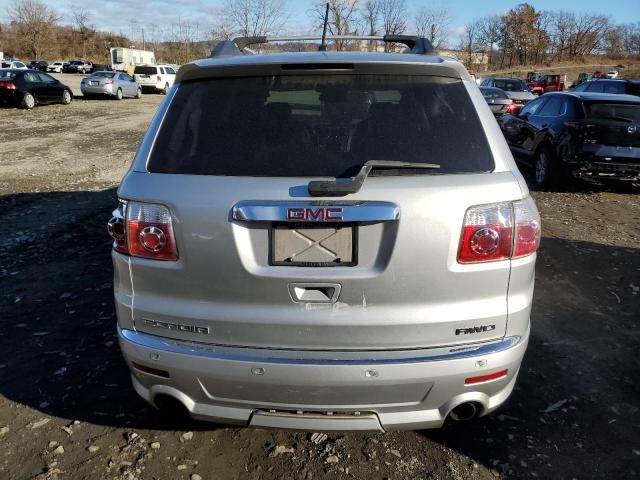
left=528, top=73, right=566, bottom=95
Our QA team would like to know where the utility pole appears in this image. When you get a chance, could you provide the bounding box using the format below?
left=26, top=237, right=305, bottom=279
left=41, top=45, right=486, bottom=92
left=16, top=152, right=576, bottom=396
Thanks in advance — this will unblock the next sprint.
left=142, top=28, right=145, bottom=50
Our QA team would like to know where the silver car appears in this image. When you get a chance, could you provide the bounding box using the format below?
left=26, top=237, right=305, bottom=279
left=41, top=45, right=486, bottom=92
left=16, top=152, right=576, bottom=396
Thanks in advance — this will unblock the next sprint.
left=81, top=71, right=141, bottom=99
left=109, top=35, right=540, bottom=432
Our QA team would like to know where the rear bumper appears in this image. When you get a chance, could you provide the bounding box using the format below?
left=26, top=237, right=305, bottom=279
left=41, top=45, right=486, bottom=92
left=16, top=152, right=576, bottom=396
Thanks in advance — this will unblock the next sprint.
left=570, top=145, right=640, bottom=180
left=118, top=326, right=529, bottom=431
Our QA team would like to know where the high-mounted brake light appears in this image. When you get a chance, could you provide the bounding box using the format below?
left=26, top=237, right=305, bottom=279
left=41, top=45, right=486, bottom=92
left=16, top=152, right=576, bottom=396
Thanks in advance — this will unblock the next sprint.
left=458, top=197, right=540, bottom=264
left=126, top=202, right=178, bottom=260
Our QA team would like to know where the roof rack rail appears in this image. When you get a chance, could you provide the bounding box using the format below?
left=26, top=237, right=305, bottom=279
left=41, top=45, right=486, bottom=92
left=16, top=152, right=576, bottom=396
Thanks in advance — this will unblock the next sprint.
left=209, top=35, right=435, bottom=58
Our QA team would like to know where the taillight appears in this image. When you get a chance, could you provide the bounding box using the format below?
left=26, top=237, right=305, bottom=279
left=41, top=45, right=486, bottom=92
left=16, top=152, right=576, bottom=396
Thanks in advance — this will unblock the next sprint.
left=457, top=197, right=540, bottom=264
left=157, top=75, right=161, bottom=81
left=126, top=202, right=178, bottom=261
left=107, top=200, right=128, bottom=254
left=104, top=80, right=114, bottom=84
left=512, top=197, right=541, bottom=258
left=0, top=81, right=16, bottom=90
left=108, top=200, right=178, bottom=260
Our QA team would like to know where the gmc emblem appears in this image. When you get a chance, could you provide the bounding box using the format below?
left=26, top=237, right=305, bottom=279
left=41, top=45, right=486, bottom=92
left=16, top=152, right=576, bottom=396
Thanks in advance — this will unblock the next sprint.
left=455, top=324, right=496, bottom=335
left=287, top=207, right=343, bottom=221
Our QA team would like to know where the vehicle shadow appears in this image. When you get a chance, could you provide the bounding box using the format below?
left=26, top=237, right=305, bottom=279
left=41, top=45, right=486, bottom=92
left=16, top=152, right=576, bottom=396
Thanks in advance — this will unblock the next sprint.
left=519, top=165, right=639, bottom=193
left=1, top=188, right=638, bottom=478
left=0, top=188, right=216, bottom=432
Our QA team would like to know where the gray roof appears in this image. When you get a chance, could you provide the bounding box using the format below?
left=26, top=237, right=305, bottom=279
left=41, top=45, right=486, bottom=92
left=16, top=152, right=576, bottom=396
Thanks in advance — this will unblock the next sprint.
left=545, top=91, right=640, bottom=103
left=176, top=51, right=470, bottom=83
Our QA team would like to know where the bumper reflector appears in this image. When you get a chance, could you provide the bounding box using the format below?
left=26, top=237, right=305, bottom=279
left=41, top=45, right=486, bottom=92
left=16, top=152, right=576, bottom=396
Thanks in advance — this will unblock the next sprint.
left=464, top=369, right=508, bottom=385
left=131, top=362, right=170, bottom=379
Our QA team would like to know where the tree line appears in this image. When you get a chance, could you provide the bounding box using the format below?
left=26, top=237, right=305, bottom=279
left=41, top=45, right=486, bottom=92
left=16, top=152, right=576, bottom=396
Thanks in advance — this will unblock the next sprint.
left=1, top=0, right=639, bottom=68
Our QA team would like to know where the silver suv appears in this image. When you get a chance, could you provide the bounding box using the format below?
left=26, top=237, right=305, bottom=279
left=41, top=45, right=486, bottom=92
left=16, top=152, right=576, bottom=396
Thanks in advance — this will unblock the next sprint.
left=109, top=35, right=540, bottom=431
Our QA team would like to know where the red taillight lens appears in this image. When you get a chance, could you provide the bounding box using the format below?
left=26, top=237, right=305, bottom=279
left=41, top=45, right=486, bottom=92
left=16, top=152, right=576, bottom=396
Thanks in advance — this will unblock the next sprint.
left=0, top=81, right=16, bottom=90
left=513, top=197, right=541, bottom=258
left=458, top=204, right=513, bottom=263
left=458, top=197, right=540, bottom=264
left=126, top=202, right=178, bottom=261
left=104, top=80, right=114, bottom=84
left=465, top=369, right=509, bottom=385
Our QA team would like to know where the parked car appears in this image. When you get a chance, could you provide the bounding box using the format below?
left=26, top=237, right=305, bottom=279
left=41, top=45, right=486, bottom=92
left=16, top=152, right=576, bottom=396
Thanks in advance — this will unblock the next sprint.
left=65, top=60, right=92, bottom=74
left=527, top=73, right=566, bottom=95
left=47, top=61, right=67, bottom=73
left=109, top=35, right=540, bottom=432
left=81, top=71, right=141, bottom=99
left=0, top=61, right=28, bottom=70
left=479, top=77, right=535, bottom=105
left=605, top=70, right=619, bottom=79
left=499, top=92, right=640, bottom=186
left=0, top=69, right=73, bottom=109
left=27, top=60, right=48, bottom=71
left=480, top=86, right=523, bottom=117
left=133, top=64, right=176, bottom=94
left=571, top=79, right=640, bottom=96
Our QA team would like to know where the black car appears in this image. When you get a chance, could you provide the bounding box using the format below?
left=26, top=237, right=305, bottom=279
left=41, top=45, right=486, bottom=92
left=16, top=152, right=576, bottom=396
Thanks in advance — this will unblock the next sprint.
left=499, top=92, right=640, bottom=187
left=28, top=60, right=48, bottom=72
left=572, top=79, right=640, bottom=96
left=0, top=69, right=73, bottom=109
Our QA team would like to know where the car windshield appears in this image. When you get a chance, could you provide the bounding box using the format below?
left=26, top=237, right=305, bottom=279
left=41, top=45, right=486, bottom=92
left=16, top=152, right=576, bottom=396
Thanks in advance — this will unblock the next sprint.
left=148, top=74, right=494, bottom=177
left=90, top=72, right=115, bottom=78
left=0, top=70, right=17, bottom=79
left=493, top=79, right=528, bottom=92
left=585, top=102, right=640, bottom=122
left=70, top=61, right=82, bottom=65
left=134, top=66, right=156, bottom=75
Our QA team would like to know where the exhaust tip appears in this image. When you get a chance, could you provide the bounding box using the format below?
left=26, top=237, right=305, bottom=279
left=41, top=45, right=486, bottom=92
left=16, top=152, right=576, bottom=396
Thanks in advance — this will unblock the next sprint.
left=449, top=402, right=480, bottom=422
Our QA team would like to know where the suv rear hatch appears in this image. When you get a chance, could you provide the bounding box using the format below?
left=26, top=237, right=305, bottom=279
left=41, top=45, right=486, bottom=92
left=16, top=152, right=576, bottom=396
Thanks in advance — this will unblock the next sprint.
left=134, top=66, right=158, bottom=86
left=119, top=66, right=522, bottom=351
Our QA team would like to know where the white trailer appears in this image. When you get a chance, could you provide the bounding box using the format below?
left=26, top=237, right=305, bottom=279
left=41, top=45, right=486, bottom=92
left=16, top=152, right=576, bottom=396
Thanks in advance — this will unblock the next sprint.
left=110, top=47, right=155, bottom=72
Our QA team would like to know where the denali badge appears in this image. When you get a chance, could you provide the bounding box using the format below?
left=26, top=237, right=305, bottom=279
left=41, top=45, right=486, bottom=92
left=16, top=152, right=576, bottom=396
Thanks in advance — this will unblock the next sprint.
left=455, top=325, right=496, bottom=335
left=144, top=319, right=210, bottom=334
left=287, top=207, right=343, bottom=221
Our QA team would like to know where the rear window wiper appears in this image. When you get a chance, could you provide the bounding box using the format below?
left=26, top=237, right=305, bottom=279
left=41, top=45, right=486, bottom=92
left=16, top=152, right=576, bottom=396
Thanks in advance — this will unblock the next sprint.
left=308, top=160, right=440, bottom=197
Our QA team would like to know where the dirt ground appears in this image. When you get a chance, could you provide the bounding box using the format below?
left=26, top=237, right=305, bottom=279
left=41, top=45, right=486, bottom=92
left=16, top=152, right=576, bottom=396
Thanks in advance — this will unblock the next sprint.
left=0, top=73, right=639, bottom=480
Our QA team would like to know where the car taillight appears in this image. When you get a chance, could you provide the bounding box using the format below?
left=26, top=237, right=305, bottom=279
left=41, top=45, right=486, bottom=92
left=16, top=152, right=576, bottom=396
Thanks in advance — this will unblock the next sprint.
left=512, top=197, right=541, bottom=258
left=458, top=197, right=540, bottom=264
left=108, top=200, right=178, bottom=260
left=126, top=201, right=178, bottom=261
left=104, top=80, right=114, bottom=84
left=0, top=81, right=15, bottom=90
left=157, top=75, right=161, bottom=81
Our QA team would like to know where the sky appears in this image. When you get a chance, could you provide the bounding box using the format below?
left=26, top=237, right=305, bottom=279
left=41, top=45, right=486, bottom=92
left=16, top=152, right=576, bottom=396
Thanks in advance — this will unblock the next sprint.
left=1, top=0, right=639, bottom=47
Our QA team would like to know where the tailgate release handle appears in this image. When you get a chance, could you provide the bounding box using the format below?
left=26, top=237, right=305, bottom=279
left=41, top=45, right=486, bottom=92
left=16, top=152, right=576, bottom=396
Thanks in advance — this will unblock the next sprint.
left=289, top=283, right=341, bottom=304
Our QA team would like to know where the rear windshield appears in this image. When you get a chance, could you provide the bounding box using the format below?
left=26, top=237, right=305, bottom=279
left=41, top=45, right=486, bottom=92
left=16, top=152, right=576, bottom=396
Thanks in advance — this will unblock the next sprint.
left=0, top=70, right=17, bottom=80
left=585, top=102, right=640, bottom=122
left=493, top=79, right=528, bottom=92
left=134, top=66, right=157, bottom=75
left=480, top=87, right=508, bottom=99
left=148, top=74, right=494, bottom=176
left=89, top=71, right=115, bottom=78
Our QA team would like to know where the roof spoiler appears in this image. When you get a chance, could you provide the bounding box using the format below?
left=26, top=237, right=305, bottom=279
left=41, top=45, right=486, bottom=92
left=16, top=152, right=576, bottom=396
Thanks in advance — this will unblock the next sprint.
left=209, top=35, right=435, bottom=58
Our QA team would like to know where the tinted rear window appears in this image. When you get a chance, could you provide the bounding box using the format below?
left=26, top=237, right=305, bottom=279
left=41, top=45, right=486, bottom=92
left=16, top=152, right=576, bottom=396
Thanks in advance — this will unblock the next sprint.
left=0, top=70, right=17, bottom=80
left=90, top=72, right=115, bottom=78
left=134, top=66, right=157, bottom=75
left=585, top=102, right=640, bottom=122
left=493, top=79, right=527, bottom=92
left=148, top=75, right=494, bottom=176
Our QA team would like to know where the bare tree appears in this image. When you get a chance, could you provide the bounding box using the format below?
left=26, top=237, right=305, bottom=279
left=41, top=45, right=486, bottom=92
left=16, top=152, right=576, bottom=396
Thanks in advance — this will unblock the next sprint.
left=73, top=9, right=92, bottom=59
left=309, top=0, right=360, bottom=51
left=8, top=0, right=59, bottom=60
left=223, top=0, right=288, bottom=38
left=414, top=6, right=450, bottom=49
left=379, top=0, right=407, bottom=51
left=360, top=0, right=379, bottom=50
left=457, top=21, right=481, bottom=68
left=476, top=14, right=501, bottom=68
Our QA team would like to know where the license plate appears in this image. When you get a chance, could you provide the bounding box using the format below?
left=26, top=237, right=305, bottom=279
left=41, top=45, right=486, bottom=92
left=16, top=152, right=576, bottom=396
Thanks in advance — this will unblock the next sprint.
left=270, top=225, right=356, bottom=266
left=90, top=81, right=98, bottom=85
